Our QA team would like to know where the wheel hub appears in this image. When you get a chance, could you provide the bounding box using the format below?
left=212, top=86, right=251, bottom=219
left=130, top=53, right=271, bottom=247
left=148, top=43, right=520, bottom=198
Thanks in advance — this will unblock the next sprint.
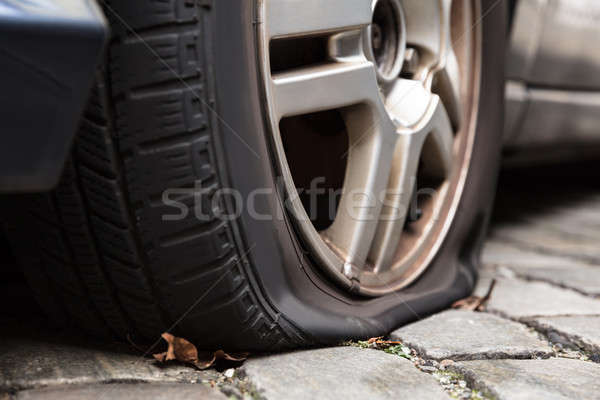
left=364, top=0, right=406, bottom=84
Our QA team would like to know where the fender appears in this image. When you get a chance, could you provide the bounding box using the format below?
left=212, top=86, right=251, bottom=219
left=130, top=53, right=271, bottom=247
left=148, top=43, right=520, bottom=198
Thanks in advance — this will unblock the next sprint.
left=0, top=0, right=108, bottom=192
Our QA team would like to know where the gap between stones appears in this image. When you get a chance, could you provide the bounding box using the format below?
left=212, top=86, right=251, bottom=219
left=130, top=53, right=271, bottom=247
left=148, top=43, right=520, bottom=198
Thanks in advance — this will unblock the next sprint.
left=484, top=267, right=600, bottom=363
left=491, top=235, right=600, bottom=267
left=510, top=269, right=600, bottom=299
left=343, top=340, right=494, bottom=400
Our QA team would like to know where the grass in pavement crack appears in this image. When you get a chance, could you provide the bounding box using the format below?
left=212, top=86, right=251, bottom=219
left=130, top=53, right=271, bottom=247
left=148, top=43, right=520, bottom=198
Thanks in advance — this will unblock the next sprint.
left=199, top=368, right=265, bottom=400
left=435, top=369, right=494, bottom=400
left=342, top=339, right=493, bottom=400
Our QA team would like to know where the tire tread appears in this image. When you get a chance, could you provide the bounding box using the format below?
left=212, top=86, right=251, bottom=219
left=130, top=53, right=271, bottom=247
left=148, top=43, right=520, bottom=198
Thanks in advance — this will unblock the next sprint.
left=4, top=0, right=304, bottom=350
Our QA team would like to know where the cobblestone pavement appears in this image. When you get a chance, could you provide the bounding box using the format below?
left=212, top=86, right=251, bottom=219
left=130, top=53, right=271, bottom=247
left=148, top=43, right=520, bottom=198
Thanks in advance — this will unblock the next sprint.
left=2, top=165, right=600, bottom=399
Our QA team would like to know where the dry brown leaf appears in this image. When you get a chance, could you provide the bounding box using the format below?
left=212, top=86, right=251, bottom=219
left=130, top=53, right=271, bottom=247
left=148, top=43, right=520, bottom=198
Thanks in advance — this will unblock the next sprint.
left=217, top=350, right=250, bottom=362
left=152, top=333, right=249, bottom=370
left=361, top=337, right=403, bottom=350
left=452, top=279, right=496, bottom=311
left=194, top=351, right=217, bottom=370
left=153, top=332, right=196, bottom=363
left=452, top=296, right=482, bottom=311
left=192, top=350, right=249, bottom=369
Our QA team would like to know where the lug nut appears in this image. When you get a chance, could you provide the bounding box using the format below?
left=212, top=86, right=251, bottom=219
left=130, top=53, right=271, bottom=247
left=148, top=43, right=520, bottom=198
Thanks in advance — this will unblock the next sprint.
left=403, top=47, right=420, bottom=76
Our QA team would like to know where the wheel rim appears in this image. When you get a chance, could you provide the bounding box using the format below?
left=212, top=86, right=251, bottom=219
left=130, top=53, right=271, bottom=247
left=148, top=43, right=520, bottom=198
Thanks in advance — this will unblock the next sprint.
left=258, top=0, right=482, bottom=296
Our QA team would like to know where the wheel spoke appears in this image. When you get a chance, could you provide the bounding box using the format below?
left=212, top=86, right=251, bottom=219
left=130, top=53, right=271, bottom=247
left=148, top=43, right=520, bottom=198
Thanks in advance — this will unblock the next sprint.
left=265, top=0, right=372, bottom=39
left=271, top=62, right=380, bottom=120
left=368, top=95, right=453, bottom=272
left=322, top=109, right=398, bottom=276
left=422, top=98, right=454, bottom=178
left=402, top=0, right=462, bottom=127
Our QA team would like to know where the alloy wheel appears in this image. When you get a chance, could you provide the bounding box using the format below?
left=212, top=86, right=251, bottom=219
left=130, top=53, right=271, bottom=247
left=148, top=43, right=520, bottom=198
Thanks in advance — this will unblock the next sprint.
left=258, top=0, right=482, bottom=296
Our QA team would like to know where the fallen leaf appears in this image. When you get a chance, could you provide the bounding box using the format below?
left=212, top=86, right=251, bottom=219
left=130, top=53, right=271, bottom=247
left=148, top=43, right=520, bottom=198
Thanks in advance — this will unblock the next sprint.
left=451, top=297, right=481, bottom=311
left=215, top=349, right=249, bottom=362
left=193, top=350, right=249, bottom=370
left=153, top=332, right=196, bottom=363
left=367, top=336, right=384, bottom=344
left=194, top=351, right=217, bottom=369
left=153, top=333, right=249, bottom=370
left=358, top=337, right=403, bottom=350
left=452, top=279, right=496, bottom=311
left=377, top=340, right=402, bottom=345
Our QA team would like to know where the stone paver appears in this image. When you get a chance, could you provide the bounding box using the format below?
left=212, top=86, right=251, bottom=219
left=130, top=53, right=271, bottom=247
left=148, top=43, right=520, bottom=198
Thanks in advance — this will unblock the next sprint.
left=15, top=384, right=226, bottom=400
left=530, top=316, right=600, bottom=353
left=390, top=310, right=553, bottom=360
left=484, top=278, right=600, bottom=319
left=512, top=266, right=600, bottom=296
left=527, top=212, right=600, bottom=241
left=490, top=224, right=600, bottom=264
left=0, top=327, right=217, bottom=391
left=452, top=358, right=600, bottom=400
left=483, top=239, right=600, bottom=297
left=552, top=203, right=600, bottom=230
left=482, top=240, right=597, bottom=271
left=241, top=347, right=449, bottom=400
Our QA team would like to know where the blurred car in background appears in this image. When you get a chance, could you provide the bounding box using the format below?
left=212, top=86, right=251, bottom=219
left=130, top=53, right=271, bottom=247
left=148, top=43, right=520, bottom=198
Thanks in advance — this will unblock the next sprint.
left=505, top=0, right=600, bottom=164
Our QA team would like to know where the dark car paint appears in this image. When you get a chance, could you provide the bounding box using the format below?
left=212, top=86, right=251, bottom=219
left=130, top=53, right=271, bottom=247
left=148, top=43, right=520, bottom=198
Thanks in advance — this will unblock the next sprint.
left=0, top=0, right=107, bottom=192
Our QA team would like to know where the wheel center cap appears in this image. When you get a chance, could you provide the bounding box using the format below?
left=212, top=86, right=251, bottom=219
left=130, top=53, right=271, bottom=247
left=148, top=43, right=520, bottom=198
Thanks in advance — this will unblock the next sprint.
left=365, top=0, right=407, bottom=84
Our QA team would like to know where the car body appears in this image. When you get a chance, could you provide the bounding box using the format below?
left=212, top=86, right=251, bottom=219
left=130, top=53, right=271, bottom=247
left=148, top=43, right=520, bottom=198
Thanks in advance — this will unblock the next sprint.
left=0, top=0, right=596, bottom=192
left=0, top=0, right=107, bottom=192
left=504, top=0, right=600, bottom=164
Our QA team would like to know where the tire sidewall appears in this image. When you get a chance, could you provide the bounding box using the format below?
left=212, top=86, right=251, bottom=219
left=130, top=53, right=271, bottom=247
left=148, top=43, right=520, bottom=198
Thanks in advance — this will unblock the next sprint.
left=210, top=0, right=506, bottom=345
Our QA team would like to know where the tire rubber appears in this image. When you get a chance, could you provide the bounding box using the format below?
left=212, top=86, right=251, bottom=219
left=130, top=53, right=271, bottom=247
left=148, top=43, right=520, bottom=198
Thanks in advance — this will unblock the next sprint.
left=2, top=0, right=506, bottom=350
